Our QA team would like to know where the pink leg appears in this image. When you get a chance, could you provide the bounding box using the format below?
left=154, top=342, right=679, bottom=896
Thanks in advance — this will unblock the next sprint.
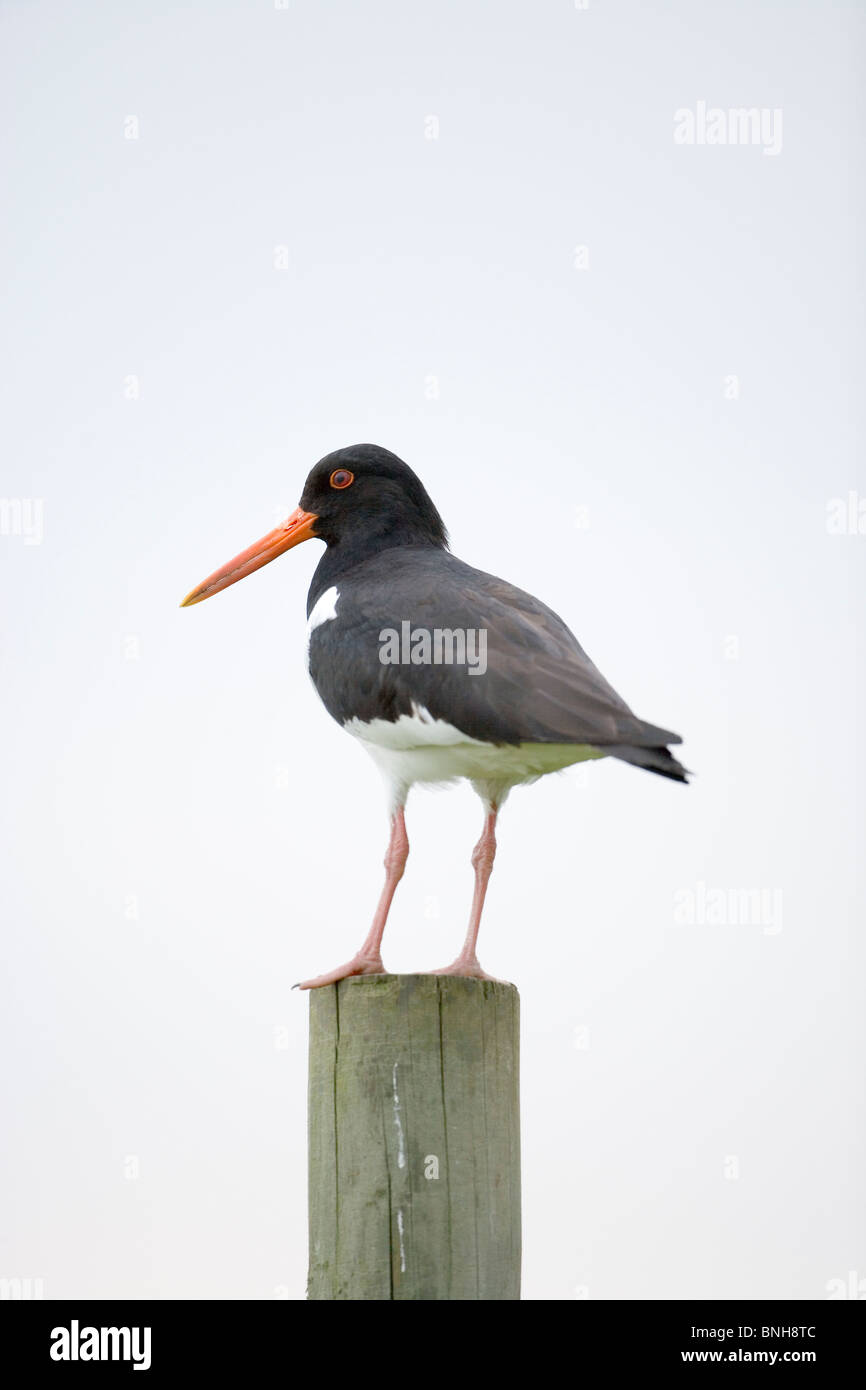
left=431, top=805, right=500, bottom=980
left=296, top=807, right=409, bottom=990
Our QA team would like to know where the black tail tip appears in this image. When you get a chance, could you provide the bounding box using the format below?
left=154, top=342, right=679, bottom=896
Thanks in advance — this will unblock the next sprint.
left=606, top=744, right=692, bottom=782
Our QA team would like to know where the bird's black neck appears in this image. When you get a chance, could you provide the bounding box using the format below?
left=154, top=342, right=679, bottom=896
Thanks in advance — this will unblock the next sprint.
left=307, top=527, right=447, bottom=613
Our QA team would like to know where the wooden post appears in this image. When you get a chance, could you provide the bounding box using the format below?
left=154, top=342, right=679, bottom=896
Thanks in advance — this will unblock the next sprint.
left=307, top=973, right=520, bottom=1300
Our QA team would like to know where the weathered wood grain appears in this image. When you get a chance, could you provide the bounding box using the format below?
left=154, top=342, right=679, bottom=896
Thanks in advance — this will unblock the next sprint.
left=307, top=973, right=520, bottom=1300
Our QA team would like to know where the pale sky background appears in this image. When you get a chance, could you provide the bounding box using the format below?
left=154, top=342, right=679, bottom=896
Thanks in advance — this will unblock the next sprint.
left=1, top=0, right=864, bottom=1301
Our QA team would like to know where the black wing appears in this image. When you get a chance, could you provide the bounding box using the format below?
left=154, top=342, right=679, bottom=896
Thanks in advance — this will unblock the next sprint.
left=308, top=548, right=688, bottom=781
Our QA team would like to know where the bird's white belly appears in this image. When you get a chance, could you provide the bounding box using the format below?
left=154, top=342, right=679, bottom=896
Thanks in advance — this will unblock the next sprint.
left=344, top=705, right=604, bottom=794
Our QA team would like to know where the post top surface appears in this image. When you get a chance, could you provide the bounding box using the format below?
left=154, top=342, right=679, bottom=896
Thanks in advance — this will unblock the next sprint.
left=309, top=972, right=519, bottom=1000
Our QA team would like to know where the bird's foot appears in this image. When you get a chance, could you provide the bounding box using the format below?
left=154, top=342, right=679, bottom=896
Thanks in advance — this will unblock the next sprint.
left=430, top=954, right=500, bottom=982
left=294, top=952, right=386, bottom=991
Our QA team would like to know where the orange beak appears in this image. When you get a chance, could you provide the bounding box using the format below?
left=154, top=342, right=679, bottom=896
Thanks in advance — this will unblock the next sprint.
left=180, top=506, right=319, bottom=608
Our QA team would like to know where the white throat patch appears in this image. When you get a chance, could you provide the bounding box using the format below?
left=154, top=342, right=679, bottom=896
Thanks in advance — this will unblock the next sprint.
left=306, top=586, right=339, bottom=665
left=307, top=585, right=339, bottom=633
left=308, top=585, right=339, bottom=633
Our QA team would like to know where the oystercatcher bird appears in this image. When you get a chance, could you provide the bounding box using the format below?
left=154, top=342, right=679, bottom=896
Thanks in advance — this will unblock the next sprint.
left=182, top=444, right=688, bottom=988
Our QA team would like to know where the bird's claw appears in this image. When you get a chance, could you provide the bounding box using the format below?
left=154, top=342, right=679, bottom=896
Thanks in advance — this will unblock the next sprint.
left=294, top=954, right=387, bottom=991
left=429, top=956, right=500, bottom=982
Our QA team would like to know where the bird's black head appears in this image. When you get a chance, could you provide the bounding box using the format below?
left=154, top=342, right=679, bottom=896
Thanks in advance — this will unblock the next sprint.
left=179, top=443, right=448, bottom=611
left=300, top=444, right=448, bottom=554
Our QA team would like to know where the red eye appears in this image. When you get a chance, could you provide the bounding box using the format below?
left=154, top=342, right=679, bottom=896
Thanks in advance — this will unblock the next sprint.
left=330, top=469, right=354, bottom=490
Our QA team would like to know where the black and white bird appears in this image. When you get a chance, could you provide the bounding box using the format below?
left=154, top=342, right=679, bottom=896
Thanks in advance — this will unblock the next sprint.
left=181, top=443, right=688, bottom=988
